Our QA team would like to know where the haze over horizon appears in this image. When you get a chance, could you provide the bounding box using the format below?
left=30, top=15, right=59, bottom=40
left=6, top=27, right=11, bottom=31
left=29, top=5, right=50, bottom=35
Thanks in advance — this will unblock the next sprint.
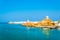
left=0, top=0, right=60, bottom=22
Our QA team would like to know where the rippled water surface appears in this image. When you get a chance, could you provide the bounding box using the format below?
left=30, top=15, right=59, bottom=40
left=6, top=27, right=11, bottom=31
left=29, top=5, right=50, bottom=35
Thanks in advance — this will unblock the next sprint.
left=0, top=23, right=60, bottom=40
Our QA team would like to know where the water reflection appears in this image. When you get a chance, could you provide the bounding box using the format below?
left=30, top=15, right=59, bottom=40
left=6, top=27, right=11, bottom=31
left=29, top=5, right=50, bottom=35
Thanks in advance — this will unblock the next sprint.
left=42, top=28, right=50, bottom=35
left=26, top=27, right=51, bottom=40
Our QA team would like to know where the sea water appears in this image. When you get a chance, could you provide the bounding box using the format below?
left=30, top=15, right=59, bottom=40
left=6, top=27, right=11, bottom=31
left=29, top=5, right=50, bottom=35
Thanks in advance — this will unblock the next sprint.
left=0, top=23, right=60, bottom=40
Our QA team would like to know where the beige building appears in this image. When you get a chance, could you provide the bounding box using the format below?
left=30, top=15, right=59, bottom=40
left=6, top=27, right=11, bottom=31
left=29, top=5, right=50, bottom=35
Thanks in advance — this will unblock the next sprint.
left=22, top=16, right=58, bottom=28
left=37, top=16, right=57, bottom=28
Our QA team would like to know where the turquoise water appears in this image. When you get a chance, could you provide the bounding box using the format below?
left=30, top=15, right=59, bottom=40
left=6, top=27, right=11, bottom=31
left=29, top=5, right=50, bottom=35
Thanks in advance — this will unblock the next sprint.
left=0, top=23, right=60, bottom=40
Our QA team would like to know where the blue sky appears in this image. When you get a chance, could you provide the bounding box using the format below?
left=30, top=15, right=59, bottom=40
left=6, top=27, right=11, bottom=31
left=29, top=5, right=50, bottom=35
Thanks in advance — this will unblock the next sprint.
left=0, top=0, right=60, bottom=22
